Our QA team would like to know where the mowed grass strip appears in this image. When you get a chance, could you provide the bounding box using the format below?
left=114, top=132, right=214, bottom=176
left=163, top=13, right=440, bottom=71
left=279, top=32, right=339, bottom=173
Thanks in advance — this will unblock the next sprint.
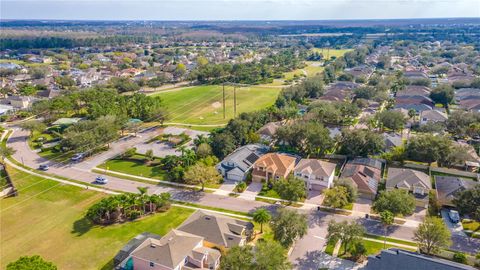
left=0, top=166, right=194, bottom=270
left=154, top=85, right=280, bottom=125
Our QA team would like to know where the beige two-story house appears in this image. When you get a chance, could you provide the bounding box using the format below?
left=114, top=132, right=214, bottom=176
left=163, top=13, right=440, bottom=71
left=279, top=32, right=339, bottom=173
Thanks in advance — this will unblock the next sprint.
left=294, top=159, right=336, bottom=190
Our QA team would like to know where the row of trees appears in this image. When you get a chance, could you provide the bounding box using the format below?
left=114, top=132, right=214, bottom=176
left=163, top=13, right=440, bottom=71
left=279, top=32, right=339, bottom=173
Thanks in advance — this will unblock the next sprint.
left=188, top=49, right=303, bottom=85
left=32, top=88, right=167, bottom=123
left=85, top=188, right=171, bottom=224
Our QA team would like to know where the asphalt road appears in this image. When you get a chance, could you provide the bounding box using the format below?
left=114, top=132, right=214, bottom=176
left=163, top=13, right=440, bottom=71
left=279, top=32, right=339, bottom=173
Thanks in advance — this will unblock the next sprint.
left=7, top=127, right=480, bottom=256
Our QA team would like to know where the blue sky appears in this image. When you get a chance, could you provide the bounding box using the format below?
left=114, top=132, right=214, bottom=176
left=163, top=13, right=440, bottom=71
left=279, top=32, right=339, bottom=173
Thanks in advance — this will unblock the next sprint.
left=1, top=0, right=479, bottom=20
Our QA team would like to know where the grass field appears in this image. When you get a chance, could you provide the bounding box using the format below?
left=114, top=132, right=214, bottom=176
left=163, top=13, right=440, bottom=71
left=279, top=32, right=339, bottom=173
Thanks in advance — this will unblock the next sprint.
left=0, top=166, right=194, bottom=270
left=98, top=155, right=167, bottom=180
left=311, top=48, right=352, bottom=60
left=154, top=85, right=280, bottom=125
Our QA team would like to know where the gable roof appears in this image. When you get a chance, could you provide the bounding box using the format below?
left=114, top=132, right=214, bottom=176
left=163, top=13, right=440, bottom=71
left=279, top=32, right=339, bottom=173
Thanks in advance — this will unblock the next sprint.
left=420, top=110, right=448, bottom=122
left=435, top=176, right=479, bottom=205
left=386, top=168, right=431, bottom=190
left=294, top=159, right=336, bottom=178
left=177, top=210, right=253, bottom=248
left=253, top=153, right=297, bottom=175
left=131, top=230, right=203, bottom=269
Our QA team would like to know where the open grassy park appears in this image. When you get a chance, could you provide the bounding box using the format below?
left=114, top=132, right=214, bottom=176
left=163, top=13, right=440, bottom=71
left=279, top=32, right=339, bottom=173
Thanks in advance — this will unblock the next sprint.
left=0, top=166, right=194, bottom=269
left=311, top=48, right=352, bottom=60
left=154, top=85, right=281, bottom=125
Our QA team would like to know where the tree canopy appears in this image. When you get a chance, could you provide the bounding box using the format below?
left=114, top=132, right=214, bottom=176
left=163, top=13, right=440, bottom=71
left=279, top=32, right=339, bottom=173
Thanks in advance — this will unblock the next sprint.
left=372, top=189, right=416, bottom=216
left=414, top=217, right=451, bottom=255
left=271, top=208, right=308, bottom=248
left=6, top=255, right=57, bottom=270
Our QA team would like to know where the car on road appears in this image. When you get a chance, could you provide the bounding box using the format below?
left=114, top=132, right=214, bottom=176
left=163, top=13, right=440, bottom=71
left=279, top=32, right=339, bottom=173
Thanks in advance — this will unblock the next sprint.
left=448, top=210, right=460, bottom=224
left=38, top=164, right=49, bottom=171
left=95, top=176, right=108, bottom=184
left=71, top=153, right=85, bottom=162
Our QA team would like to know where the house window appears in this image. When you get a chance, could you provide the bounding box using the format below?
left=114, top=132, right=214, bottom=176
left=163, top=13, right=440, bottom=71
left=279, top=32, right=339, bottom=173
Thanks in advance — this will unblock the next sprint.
left=150, top=262, right=154, bottom=267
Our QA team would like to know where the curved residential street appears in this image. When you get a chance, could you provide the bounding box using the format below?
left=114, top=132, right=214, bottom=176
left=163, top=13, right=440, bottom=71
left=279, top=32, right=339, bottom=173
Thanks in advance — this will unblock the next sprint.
left=6, top=127, right=480, bottom=268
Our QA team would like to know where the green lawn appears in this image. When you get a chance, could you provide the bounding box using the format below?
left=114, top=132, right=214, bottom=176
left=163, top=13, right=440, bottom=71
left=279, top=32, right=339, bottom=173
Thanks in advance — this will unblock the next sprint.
left=98, top=155, right=167, bottom=180
left=310, top=48, right=352, bottom=60
left=154, top=85, right=280, bottom=125
left=98, top=155, right=221, bottom=189
left=338, top=239, right=416, bottom=259
left=257, top=187, right=280, bottom=199
left=462, top=219, right=480, bottom=232
left=0, top=166, right=194, bottom=270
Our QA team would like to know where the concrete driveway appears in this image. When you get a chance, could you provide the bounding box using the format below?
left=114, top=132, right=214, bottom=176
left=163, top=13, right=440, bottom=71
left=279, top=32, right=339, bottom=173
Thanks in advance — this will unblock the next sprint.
left=214, top=180, right=237, bottom=195
left=305, top=189, right=324, bottom=205
left=441, top=209, right=464, bottom=235
left=353, top=197, right=372, bottom=214
left=238, top=182, right=262, bottom=201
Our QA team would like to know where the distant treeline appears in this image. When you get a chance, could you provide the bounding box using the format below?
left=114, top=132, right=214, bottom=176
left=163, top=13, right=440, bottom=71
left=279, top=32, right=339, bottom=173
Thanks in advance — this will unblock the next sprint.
left=0, top=35, right=162, bottom=50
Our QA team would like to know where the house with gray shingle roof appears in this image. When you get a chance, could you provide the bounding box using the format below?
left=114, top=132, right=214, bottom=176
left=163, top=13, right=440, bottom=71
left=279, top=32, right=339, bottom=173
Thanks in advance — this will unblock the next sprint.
left=177, top=210, right=253, bottom=251
left=419, top=109, right=448, bottom=126
left=216, top=144, right=268, bottom=182
left=130, top=229, right=221, bottom=270
left=363, top=248, right=475, bottom=270
left=435, top=176, right=479, bottom=207
left=386, top=168, right=431, bottom=208
left=294, top=159, right=336, bottom=190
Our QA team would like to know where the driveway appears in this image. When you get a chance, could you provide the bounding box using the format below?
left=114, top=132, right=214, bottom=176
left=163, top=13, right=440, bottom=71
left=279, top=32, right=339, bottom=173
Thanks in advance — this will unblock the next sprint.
left=214, top=180, right=237, bottom=195
left=305, top=189, right=324, bottom=205
left=404, top=207, right=427, bottom=222
left=238, top=182, right=262, bottom=201
left=353, top=197, right=372, bottom=214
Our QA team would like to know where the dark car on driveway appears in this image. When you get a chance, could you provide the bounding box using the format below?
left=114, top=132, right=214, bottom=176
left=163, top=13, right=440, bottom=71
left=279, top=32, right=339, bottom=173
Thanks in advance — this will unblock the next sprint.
left=448, top=210, right=460, bottom=224
left=38, top=164, right=49, bottom=171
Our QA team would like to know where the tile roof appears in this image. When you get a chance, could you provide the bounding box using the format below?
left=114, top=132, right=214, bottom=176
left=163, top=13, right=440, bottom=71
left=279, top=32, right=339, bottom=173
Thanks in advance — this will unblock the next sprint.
left=253, top=153, right=297, bottom=176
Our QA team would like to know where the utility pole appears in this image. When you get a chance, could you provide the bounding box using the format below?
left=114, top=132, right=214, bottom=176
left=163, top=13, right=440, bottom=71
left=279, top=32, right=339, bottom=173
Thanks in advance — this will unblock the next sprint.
left=222, top=82, right=226, bottom=119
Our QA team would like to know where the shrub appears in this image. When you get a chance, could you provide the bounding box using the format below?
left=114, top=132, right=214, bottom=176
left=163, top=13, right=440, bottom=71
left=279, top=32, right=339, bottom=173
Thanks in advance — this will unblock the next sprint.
left=453, top=252, right=467, bottom=264
left=235, top=182, right=247, bottom=193
left=123, top=147, right=137, bottom=158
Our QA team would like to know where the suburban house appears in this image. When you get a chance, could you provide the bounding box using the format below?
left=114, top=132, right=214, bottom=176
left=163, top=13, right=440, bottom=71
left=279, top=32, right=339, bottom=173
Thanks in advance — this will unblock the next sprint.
left=435, top=176, right=479, bottom=207
left=386, top=168, right=431, bottom=208
left=363, top=248, right=475, bottom=270
left=383, top=133, right=403, bottom=150
left=293, top=159, right=337, bottom=190
left=419, top=109, right=448, bottom=125
left=216, top=144, right=268, bottom=182
left=130, top=229, right=221, bottom=270
left=257, top=122, right=282, bottom=142
left=7, top=95, right=34, bottom=109
left=340, top=158, right=383, bottom=199
left=177, top=210, right=254, bottom=252
left=251, top=153, right=297, bottom=182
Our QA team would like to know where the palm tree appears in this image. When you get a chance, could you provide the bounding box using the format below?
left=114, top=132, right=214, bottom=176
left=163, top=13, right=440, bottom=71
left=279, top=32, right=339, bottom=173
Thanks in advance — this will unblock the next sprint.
left=253, top=208, right=271, bottom=234
left=137, top=187, right=149, bottom=214
left=0, top=145, right=15, bottom=161
left=380, top=210, right=394, bottom=248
